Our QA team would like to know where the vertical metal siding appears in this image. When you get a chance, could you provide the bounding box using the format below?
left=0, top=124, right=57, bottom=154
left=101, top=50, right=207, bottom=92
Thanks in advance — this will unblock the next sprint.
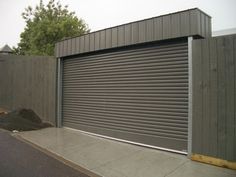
left=162, top=15, right=171, bottom=39
left=138, top=21, right=146, bottom=43
left=105, top=28, right=112, bottom=48
left=84, top=34, right=90, bottom=53
left=111, top=28, right=118, bottom=48
left=171, top=13, right=181, bottom=38
left=124, top=24, right=132, bottom=45
left=146, top=19, right=154, bottom=42
left=55, top=8, right=211, bottom=58
left=100, top=30, right=106, bottom=49
left=180, top=11, right=190, bottom=36
left=192, top=34, right=236, bottom=161
left=154, top=17, right=163, bottom=41
left=89, top=33, right=95, bottom=51
left=75, top=37, right=80, bottom=54
left=95, top=32, right=100, bottom=50
left=71, top=38, right=76, bottom=55
left=62, top=40, right=188, bottom=152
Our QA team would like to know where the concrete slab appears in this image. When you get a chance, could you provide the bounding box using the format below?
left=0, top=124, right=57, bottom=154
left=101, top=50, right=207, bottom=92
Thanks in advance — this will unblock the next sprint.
left=166, top=160, right=236, bottom=177
left=92, top=148, right=188, bottom=177
left=17, top=127, right=236, bottom=177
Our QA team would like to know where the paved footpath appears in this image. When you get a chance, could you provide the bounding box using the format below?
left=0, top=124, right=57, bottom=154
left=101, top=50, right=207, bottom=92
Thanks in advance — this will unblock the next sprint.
left=0, top=130, right=97, bottom=177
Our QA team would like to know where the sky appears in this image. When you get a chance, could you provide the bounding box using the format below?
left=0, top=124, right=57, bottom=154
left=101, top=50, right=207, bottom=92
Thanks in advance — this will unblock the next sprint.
left=0, top=0, right=236, bottom=48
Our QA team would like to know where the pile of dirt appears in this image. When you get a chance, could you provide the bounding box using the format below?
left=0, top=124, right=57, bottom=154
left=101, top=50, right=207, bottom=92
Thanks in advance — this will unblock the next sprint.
left=0, top=108, right=8, bottom=115
left=0, top=108, right=52, bottom=131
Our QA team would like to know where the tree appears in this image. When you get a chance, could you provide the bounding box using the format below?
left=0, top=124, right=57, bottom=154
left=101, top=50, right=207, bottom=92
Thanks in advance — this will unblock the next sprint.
left=14, top=0, right=89, bottom=56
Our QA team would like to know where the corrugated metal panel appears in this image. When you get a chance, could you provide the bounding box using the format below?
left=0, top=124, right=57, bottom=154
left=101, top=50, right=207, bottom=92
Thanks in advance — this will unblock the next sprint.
left=154, top=17, right=163, bottom=41
left=55, top=8, right=211, bottom=58
left=162, top=15, right=171, bottom=39
left=171, top=13, right=181, bottom=38
left=89, top=33, right=95, bottom=51
left=62, top=40, right=188, bottom=152
left=146, top=19, right=154, bottom=42
left=192, top=34, right=236, bottom=161
left=71, top=38, right=76, bottom=55
left=180, top=11, right=190, bottom=36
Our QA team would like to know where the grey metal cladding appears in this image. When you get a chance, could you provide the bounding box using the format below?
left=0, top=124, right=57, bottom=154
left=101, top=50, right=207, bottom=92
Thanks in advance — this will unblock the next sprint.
left=89, top=33, right=95, bottom=51
left=117, top=26, right=125, bottom=46
left=138, top=21, right=146, bottom=43
left=180, top=11, right=190, bottom=36
left=79, top=35, right=85, bottom=53
left=154, top=17, right=163, bottom=41
left=55, top=42, right=60, bottom=57
left=62, top=41, right=188, bottom=151
left=67, top=39, right=72, bottom=55
left=95, top=32, right=100, bottom=50
left=124, top=24, right=132, bottom=45
left=55, top=8, right=211, bottom=57
left=131, top=22, right=139, bottom=44
left=100, top=30, right=106, bottom=49
left=171, top=13, right=181, bottom=38
left=105, top=28, right=112, bottom=48
left=192, top=34, right=236, bottom=161
left=75, top=37, right=80, bottom=54
left=162, top=15, right=171, bottom=39
left=84, top=34, right=90, bottom=53
left=146, top=19, right=154, bottom=42
left=111, top=27, right=118, bottom=48
left=71, top=38, right=76, bottom=55
left=200, top=13, right=206, bottom=37
left=59, top=41, right=63, bottom=57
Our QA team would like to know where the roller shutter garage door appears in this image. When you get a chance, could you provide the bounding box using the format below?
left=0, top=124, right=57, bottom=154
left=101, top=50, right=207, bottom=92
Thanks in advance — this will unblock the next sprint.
left=62, top=40, right=188, bottom=152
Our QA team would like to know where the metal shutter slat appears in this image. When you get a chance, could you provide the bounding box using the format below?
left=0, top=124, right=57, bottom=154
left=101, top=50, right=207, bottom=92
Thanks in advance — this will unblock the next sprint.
left=62, top=41, right=188, bottom=152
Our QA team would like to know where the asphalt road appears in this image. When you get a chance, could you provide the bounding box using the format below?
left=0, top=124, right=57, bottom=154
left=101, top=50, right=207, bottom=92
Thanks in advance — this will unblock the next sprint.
left=0, top=130, right=92, bottom=177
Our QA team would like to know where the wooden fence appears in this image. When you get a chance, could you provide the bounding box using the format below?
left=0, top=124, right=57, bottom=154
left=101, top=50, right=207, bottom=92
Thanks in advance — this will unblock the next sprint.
left=0, top=54, right=57, bottom=124
left=192, top=34, right=236, bottom=161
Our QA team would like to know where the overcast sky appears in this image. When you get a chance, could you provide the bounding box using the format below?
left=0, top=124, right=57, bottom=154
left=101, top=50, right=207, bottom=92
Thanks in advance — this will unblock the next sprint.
left=0, top=0, right=236, bottom=48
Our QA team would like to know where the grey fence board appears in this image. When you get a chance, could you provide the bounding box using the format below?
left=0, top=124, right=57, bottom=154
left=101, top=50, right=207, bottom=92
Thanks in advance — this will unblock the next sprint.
left=217, top=37, right=227, bottom=159
left=0, top=55, right=57, bottom=125
left=234, top=36, right=236, bottom=161
left=225, top=37, right=234, bottom=161
left=192, top=34, right=236, bottom=161
left=202, top=39, right=210, bottom=156
left=209, top=38, right=218, bottom=157
left=192, top=39, right=203, bottom=154
left=56, top=8, right=211, bottom=58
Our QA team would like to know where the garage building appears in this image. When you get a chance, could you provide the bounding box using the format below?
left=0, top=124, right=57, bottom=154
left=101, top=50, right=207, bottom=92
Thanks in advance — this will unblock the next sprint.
left=55, top=8, right=211, bottom=154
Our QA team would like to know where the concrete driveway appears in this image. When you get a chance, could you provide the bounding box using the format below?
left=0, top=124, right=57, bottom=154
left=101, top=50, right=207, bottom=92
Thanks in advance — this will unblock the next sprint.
left=0, top=130, right=99, bottom=177
left=17, top=127, right=236, bottom=177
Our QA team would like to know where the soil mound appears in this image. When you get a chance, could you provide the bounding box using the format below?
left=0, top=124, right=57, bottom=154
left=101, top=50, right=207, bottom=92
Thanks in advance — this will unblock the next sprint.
left=0, top=108, right=52, bottom=131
